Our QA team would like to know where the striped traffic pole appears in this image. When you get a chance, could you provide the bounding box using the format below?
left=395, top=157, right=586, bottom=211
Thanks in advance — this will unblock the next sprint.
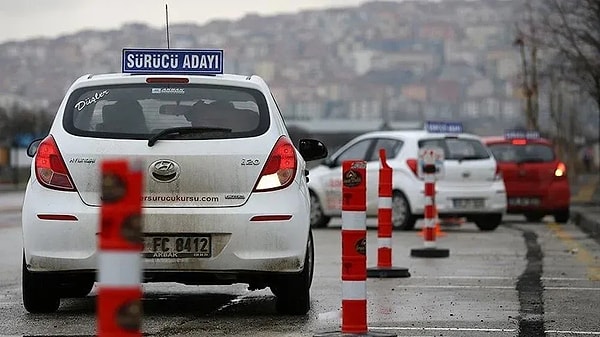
left=314, top=160, right=395, bottom=337
left=98, top=160, right=144, bottom=337
left=367, top=149, right=410, bottom=278
left=410, top=171, right=449, bottom=258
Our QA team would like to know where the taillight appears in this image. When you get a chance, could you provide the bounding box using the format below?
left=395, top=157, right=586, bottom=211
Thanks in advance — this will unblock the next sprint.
left=511, top=139, right=527, bottom=145
left=34, top=135, right=76, bottom=191
left=555, top=162, right=567, bottom=177
left=406, top=159, right=419, bottom=177
left=254, top=136, right=297, bottom=192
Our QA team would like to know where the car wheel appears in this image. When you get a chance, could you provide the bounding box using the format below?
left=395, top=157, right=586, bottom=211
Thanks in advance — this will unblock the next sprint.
left=474, top=214, right=502, bottom=231
left=524, top=212, right=545, bottom=222
left=392, top=191, right=416, bottom=230
left=309, top=190, right=331, bottom=228
left=554, top=209, right=570, bottom=223
left=22, top=253, right=60, bottom=313
left=271, top=230, right=313, bottom=315
left=59, top=280, right=95, bottom=298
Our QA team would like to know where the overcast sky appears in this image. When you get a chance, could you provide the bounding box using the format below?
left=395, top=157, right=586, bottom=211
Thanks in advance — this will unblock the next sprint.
left=0, top=0, right=389, bottom=43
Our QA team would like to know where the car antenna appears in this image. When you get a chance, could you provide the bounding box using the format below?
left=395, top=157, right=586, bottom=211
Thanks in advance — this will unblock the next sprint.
left=165, top=3, right=171, bottom=49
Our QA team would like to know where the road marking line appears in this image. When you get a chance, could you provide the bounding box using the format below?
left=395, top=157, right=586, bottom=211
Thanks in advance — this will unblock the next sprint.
left=371, top=327, right=600, bottom=335
left=548, top=222, right=600, bottom=281
left=545, top=331, right=600, bottom=335
left=544, top=287, right=600, bottom=291
left=409, top=276, right=515, bottom=280
left=397, top=285, right=514, bottom=289
left=542, top=277, right=597, bottom=281
left=373, top=326, right=516, bottom=332
left=410, top=276, right=593, bottom=281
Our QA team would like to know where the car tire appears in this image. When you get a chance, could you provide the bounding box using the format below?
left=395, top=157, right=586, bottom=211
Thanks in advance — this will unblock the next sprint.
left=392, top=191, right=416, bottom=231
left=59, top=280, right=95, bottom=298
left=554, top=209, right=570, bottom=223
left=474, top=214, right=502, bottom=231
left=309, top=190, right=331, bottom=228
left=271, top=230, right=313, bottom=315
left=22, top=253, right=60, bottom=313
left=524, top=212, right=545, bottom=222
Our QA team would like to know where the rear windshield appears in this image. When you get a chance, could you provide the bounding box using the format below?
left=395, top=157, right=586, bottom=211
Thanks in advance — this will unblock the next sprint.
left=488, top=143, right=555, bottom=163
left=63, top=84, right=269, bottom=139
left=419, top=137, right=491, bottom=160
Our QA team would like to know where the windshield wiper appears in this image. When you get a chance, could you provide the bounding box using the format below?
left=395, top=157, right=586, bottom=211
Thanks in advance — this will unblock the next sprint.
left=456, top=155, right=487, bottom=162
left=148, top=126, right=232, bottom=147
left=517, top=158, right=547, bottom=164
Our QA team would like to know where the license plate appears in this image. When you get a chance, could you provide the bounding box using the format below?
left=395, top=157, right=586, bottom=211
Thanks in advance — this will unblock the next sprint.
left=453, top=198, right=485, bottom=209
left=508, top=197, right=540, bottom=206
left=143, top=235, right=211, bottom=258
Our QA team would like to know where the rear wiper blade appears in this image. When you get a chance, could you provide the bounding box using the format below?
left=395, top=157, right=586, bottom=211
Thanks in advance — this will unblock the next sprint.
left=517, top=158, right=546, bottom=164
left=148, top=126, right=232, bottom=147
left=456, top=155, right=486, bottom=161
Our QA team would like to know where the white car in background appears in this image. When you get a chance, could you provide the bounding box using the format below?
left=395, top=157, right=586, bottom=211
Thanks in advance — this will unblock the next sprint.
left=308, top=125, right=506, bottom=231
left=21, top=49, right=327, bottom=315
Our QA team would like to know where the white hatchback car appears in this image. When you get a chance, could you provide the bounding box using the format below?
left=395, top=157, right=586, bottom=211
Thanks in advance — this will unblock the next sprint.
left=21, top=49, right=327, bottom=314
left=308, top=127, right=506, bottom=231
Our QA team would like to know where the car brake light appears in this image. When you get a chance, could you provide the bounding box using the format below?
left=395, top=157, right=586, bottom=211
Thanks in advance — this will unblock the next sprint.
left=254, top=136, right=297, bottom=192
left=145, top=77, right=189, bottom=84
left=512, top=139, right=527, bottom=145
left=555, top=162, right=567, bottom=177
left=34, top=135, right=76, bottom=191
left=406, top=158, right=419, bottom=177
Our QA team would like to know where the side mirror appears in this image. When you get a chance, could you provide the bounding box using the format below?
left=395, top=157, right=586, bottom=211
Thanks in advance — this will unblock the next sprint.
left=27, top=139, right=43, bottom=158
left=298, top=139, right=328, bottom=162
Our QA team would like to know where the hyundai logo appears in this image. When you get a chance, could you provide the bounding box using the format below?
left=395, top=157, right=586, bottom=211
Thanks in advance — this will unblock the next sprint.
left=149, top=159, right=180, bottom=183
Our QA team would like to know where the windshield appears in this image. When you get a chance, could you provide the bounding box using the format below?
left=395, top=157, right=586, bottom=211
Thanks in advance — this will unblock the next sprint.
left=488, top=143, right=555, bottom=163
left=63, top=84, right=269, bottom=140
left=418, top=138, right=490, bottom=160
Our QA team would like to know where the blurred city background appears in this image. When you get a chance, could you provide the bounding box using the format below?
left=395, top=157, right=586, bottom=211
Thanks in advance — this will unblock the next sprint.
left=0, top=0, right=598, bottom=185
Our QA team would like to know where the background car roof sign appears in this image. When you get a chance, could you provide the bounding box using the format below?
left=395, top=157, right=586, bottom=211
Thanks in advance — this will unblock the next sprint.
left=504, top=129, right=540, bottom=140
left=122, top=48, right=224, bottom=75
left=425, top=121, right=463, bottom=134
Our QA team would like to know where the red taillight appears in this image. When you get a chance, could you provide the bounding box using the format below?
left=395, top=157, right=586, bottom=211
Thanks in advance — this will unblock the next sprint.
left=254, top=137, right=297, bottom=192
left=406, top=158, right=419, bottom=177
left=555, top=162, right=567, bottom=177
left=35, top=135, right=76, bottom=191
left=511, top=139, right=527, bottom=145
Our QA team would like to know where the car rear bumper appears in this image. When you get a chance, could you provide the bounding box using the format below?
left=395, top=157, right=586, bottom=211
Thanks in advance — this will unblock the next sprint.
left=505, top=179, right=570, bottom=213
left=22, top=181, right=309, bottom=275
left=408, top=182, right=507, bottom=215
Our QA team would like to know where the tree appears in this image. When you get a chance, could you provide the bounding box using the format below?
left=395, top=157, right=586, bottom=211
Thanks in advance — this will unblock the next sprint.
left=535, top=0, right=600, bottom=113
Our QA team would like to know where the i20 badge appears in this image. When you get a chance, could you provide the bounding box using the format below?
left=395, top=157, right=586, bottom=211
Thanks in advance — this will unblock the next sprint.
left=149, top=159, right=180, bottom=183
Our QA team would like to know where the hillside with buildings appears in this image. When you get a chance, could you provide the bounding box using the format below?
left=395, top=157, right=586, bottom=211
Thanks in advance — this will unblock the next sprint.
left=0, top=0, right=597, bottom=138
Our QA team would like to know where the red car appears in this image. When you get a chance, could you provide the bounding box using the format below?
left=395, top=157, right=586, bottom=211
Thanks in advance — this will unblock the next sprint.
left=484, top=131, right=570, bottom=223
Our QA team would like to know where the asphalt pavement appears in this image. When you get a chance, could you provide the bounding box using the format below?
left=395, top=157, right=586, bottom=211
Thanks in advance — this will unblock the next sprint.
left=1, top=173, right=600, bottom=238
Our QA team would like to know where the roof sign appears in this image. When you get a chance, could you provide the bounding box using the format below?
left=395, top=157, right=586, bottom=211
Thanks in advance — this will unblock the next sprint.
left=425, top=121, right=463, bottom=134
left=504, top=130, right=540, bottom=139
left=122, top=48, right=223, bottom=74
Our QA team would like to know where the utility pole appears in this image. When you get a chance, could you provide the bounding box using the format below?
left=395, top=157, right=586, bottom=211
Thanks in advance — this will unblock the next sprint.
left=514, top=0, right=540, bottom=131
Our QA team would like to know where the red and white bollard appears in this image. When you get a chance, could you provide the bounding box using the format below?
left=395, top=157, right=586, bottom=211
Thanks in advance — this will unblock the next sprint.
left=314, top=160, right=395, bottom=337
left=367, top=149, right=410, bottom=278
left=98, top=160, right=144, bottom=337
left=410, top=171, right=449, bottom=258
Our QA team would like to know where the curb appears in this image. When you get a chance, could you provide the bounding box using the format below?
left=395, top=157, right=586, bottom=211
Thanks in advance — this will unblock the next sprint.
left=0, top=206, right=22, bottom=213
left=571, top=206, right=600, bottom=240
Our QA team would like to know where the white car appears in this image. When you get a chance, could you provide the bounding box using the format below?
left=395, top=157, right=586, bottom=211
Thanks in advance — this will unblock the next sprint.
left=308, top=127, right=506, bottom=231
left=21, top=49, right=327, bottom=314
